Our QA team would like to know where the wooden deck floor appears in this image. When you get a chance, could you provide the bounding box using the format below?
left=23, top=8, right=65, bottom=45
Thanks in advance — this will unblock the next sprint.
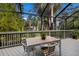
left=0, top=38, right=79, bottom=56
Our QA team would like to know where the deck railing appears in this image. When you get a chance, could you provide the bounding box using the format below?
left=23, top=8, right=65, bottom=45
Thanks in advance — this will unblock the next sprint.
left=0, top=30, right=74, bottom=48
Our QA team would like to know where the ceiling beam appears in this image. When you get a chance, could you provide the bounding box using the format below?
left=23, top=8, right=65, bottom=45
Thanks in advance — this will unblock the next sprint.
left=65, top=10, right=79, bottom=20
left=0, top=9, right=39, bottom=16
left=43, top=15, right=79, bottom=19
left=40, top=3, right=49, bottom=17
left=0, top=9, right=79, bottom=19
left=55, top=3, right=71, bottom=18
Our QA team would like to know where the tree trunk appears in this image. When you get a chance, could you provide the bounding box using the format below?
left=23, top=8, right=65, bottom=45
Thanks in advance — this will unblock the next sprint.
left=41, top=17, right=44, bottom=30
left=51, top=4, right=54, bottom=30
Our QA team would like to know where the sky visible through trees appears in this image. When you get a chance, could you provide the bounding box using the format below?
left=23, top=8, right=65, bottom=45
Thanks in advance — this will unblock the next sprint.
left=0, top=3, right=79, bottom=32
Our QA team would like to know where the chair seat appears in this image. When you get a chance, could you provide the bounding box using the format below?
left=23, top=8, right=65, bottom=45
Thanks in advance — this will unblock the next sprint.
left=40, top=42, right=58, bottom=56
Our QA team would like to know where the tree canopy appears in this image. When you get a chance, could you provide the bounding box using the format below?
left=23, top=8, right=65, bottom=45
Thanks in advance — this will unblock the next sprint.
left=0, top=3, right=25, bottom=32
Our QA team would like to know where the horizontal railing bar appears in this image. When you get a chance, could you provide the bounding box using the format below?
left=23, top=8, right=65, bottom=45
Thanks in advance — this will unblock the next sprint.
left=0, top=30, right=75, bottom=34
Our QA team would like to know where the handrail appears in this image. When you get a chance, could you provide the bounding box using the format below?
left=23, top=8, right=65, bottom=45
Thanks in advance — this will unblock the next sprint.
left=0, top=30, right=74, bottom=48
left=0, top=30, right=74, bottom=34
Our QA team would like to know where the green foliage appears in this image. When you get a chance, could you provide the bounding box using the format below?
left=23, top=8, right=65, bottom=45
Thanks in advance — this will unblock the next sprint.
left=0, top=3, right=25, bottom=32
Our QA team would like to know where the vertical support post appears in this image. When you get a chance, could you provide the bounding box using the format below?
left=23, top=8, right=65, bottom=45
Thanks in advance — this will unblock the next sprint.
left=73, top=19, right=74, bottom=29
left=54, top=18, right=56, bottom=30
left=54, top=18, right=57, bottom=37
left=41, top=16, right=43, bottom=30
left=51, top=4, right=54, bottom=30
left=20, top=33, right=22, bottom=44
left=64, top=20, right=66, bottom=39
left=6, top=34, right=8, bottom=47
left=48, top=17, right=51, bottom=36
left=72, top=18, right=74, bottom=38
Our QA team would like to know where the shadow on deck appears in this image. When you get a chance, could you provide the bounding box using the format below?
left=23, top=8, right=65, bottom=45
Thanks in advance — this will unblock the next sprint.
left=0, top=38, right=79, bottom=56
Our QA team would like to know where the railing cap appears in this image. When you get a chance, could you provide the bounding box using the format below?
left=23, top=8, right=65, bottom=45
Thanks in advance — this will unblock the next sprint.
left=0, top=30, right=74, bottom=34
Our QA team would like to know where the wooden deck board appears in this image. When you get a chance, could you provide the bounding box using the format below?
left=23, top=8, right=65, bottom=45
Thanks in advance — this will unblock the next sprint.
left=5, top=48, right=14, bottom=56
left=2, top=48, right=9, bottom=56
left=0, top=39, right=79, bottom=56
left=1, top=49, right=5, bottom=56
left=7, top=47, right=21, bottom=56
left=14, top=46, right=24, bottom=56
left=11, top=47, right=22, bottom=56
left=0, top=49, right=4, bottom=56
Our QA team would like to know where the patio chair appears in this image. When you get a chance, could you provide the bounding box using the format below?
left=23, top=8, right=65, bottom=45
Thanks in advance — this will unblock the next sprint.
left=40, top=42, right=58, bottom=56
left=21, top=38, right=35, bottom=56
left=48, top=42, right=58, bottom=56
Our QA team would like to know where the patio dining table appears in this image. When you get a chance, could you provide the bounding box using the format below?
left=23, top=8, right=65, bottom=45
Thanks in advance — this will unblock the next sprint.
left=25, top=36, right=61, bottom=56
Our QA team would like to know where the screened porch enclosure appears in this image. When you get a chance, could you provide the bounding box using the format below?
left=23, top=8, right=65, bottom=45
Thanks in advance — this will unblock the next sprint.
left=0, top=3, right=79, bottom=56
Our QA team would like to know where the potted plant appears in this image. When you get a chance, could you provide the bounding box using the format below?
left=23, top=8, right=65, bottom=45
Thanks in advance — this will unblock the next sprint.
left=72, top=34, right=77, bottom=39
left=41, top=32, right=46, bottom=40
left=75, top=30, right=79, bottom=39
left=72, top=30, right=77, bottom=39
